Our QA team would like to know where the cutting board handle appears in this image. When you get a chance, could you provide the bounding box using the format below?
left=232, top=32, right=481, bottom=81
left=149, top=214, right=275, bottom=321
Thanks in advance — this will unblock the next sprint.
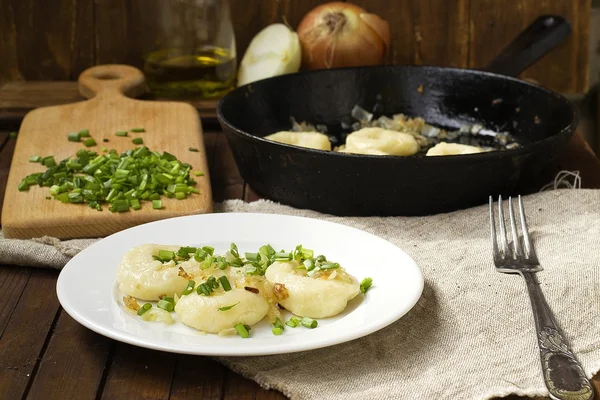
left=78, top=64, right=148, bottom=99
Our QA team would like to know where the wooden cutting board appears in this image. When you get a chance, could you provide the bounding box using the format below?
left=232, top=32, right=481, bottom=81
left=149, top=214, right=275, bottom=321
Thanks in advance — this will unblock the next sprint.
left=2, top=64, right=212, bottom=239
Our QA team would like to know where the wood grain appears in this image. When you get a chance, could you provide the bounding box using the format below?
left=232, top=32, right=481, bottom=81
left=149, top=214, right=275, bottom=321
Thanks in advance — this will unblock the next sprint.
left=169, top=356, right=226, bottom=400
left=100, top=343, right=176, bottom=400
left=1, top=65, right=213, bottom=239
left=0, top=0, right=591, bottom=94
left=0, top=81, right=220, bottom=123
left=468, top=0, right=590, bottom=93
left=0, top=133, right=16, bottom=219
left=24, top=311, right=112, bottom=400
left=352, top=0, right=470, bottom=68
left=223, top=370, right=286, bottom=400
left=0, top=270, right=60, bottom=400
left=211, top=133, right=244, bottom=202
left=0, top=266, right=30, bottom=337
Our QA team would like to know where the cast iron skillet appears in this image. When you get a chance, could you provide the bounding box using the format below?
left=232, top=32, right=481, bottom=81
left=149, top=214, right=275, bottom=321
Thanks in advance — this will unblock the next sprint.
left=217, top=16, right=577, bottom=216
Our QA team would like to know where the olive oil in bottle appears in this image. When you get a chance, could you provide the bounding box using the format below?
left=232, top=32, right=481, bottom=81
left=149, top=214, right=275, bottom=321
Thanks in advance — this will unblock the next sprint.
left=144, top=47, right=236, bottom=99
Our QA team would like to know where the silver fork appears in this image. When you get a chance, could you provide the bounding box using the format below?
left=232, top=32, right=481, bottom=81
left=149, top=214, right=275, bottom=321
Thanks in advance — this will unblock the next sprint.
left=489, top=195, right=594, bottom=400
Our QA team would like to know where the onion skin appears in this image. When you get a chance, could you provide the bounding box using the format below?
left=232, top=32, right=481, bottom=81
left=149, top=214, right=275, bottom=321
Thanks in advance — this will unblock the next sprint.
left=297, top=2, right=390, bottom=70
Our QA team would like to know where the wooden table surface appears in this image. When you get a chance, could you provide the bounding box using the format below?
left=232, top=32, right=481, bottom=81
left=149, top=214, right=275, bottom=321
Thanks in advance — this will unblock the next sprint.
left=1, top=121, right=600, bottom=400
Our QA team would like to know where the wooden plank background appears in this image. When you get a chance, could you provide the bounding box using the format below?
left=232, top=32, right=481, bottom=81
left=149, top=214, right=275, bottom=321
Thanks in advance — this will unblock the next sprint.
left=0, top=0, right=592, bottom=94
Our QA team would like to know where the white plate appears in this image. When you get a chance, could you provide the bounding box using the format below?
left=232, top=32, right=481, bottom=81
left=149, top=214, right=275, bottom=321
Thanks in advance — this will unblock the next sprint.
left=57, top=213, right=423, bottom=356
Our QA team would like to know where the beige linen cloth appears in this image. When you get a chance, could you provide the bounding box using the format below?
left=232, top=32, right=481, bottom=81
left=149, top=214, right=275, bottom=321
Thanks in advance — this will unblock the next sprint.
left=1, top=189, right=600, bottom=399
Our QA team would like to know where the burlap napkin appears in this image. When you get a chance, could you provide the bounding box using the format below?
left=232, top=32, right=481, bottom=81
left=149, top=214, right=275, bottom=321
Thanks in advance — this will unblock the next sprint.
left=1, top=189, right=600, bottom=399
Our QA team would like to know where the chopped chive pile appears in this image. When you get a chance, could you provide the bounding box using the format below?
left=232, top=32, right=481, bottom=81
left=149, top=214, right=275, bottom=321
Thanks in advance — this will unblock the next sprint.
left=17, top=146, right=202, bottom=212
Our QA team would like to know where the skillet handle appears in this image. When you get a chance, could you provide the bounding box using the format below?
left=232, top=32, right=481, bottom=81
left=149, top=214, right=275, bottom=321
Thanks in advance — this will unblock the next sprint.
left=485, top=15, right=571, bottom=77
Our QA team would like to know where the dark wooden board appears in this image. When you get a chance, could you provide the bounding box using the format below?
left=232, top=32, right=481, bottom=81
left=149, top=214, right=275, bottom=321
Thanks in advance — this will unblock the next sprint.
left=0, top=0, right=591, bottom=93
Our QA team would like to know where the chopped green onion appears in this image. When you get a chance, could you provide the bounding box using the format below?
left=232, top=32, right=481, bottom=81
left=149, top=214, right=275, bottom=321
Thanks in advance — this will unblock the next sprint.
left=274, top=317, right=285, bottom=330
left=43, top=156, right=57, bottom=168
left=285, top=316, right=300, bottom=328
left=83, top=138, right=97, bottom=147
left=272, top=327, right=283, bottom=335
left=68, top=132, right=81, bottom=142
left=202, top=246, right=215, bottom=255
left=301, top=317, right=318, bottom=329
left=218, top=276, right=232, bottom=291
left=218, top=302, right=239, bottom=311
left=207, top=276, right=219, bottom=289
left=235, top=323, right=250, bottom=338
left=194, top=248, right=207, bottom=262
left=132, top=138, right=144, bottom=145
left=193, top=171, right=204, bottom=176
left=29, top=155, right=41, bottom=163
left=129, top=198, right=141, bottom=210
left=320, top=263, right=340, bottom=270
left=303, top=259, right=314, bottom=270
left=131, top=128, right=145, bottom=133
left=157, top=249, right=175, bottom=262
left=188, top=147, right=199, bottom=152
left=9, top=132, right=17, bottom=139
left=137, top=303, right=152, bottom=315
left=181, top=280, right=195, bottom=295
left=109, top=199, right=129, bottom=212
left=115, top=130, right=128, bottom=137
left=157, top=299, right=174, bottom=312
left=245, top=252, right=259, bottom=262
left=17, top=181, right=29, bottom=191
left=230, top=243, right=239, bottom=258
left=78, top=129, right=90, bottom=137
left=197, top=283, right=211, bottom=296
left=274, top=251, right=292, bottom=261
left=175, top=192, right=186, bottom=200
left=152, top=199, right=162, bottom=209
left=360, top=277, right=373, bottom=294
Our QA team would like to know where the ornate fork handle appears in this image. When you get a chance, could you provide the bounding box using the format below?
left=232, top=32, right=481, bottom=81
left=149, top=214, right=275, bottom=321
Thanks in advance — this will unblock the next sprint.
left=522, top=272, right=594, bottom=400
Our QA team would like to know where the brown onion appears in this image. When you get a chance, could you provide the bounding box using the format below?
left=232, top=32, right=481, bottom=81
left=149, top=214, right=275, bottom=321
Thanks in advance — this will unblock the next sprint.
left=297, top=2, right=390, bottom=70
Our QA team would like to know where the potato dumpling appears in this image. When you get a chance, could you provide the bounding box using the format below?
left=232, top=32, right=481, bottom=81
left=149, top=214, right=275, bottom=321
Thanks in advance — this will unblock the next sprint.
left=426, top=142, right=483, bottom=156
left=265, top=261, right=360, bottom=319
left=117, top=244, right=204, bottom=301
left=343, top=127, right=419, bottom=156
left=264, top=131, right=331, bottom=151
left=175, top=288, right=269, bottom=334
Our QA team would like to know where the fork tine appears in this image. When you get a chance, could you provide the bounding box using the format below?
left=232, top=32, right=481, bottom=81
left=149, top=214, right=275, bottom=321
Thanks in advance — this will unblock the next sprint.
left=508, top=197, right=523, bottom=257
left=518, top=195, right=534, bottom=258
left=497, top=195, right=510, bottom=257
left=489, top=196, right=499, bottom=261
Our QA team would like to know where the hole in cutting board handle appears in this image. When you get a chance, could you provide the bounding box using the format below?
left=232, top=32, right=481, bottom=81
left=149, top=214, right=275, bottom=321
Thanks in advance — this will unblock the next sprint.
left=93, top=72, right=120, bottom=80
left=78, top=64, right=148, bottom=99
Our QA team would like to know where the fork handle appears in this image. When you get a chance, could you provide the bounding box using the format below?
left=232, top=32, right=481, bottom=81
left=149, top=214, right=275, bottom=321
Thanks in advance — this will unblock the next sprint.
left=522, top=272, right=594, bottom=400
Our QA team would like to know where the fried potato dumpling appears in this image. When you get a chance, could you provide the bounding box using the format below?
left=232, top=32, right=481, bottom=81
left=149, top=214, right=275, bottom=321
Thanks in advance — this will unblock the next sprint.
left=265, top=261, right=360, bottom=318
left=343, top=127, right=419, bottom=156
left=116, top=244, right=204, bottom=301
left=426, top=142, right=483, bottom=156
left=175, top=288, right=269, bottom=334
left=264, top=131, right=332, bottom=151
